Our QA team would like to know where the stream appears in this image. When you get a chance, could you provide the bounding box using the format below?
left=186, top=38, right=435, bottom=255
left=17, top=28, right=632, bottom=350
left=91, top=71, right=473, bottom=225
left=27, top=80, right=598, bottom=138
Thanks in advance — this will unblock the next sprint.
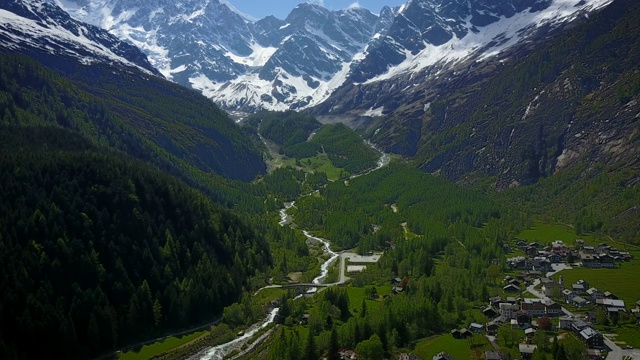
left=193, top=145, right=390, bottom=360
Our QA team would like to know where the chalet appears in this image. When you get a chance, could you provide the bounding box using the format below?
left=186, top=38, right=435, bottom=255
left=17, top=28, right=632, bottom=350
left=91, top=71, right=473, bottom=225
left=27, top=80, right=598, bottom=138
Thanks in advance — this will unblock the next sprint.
left=484, top=351, right=503, bottom=360
left=470, top=323, right=484, bottom=333
left=519, top=344, right=538, bottom=360
left=524, top=327, right=536, bottom=338
left=571, top=296, right=588, bottom=308
left=517, top=312, right=533, bottom=327
left=583, top=246, right=595, bottom=253
left=549, top=253, right=564, bottom=263
left=586, top=288, right=604, bottom=301
left=506, top=297, right=517, bottom=304
left=483, top=306, right=499, bottom=318
left=391, top=277, right=402, bottom=285
left=558, top=316, right=574, bottom=330
left=541, top=278, right=563, bottom=297
left=529, top=242, right=544, bottom=248
left=603, top=291, right=618, bottom=300
left=503, top=284, right=520, bottom=293
left=572, top=283, right=586, bottom=293
left=521, top=298, right=546, bottom=316
left=579, top=327, right=604, bottom=349
left=545, top=300, right=563, bottom=316
left=433, top=352, right=454, bottom=360
left=450, top=329, right=462, bottom=339
left=459, top=329, right=472, bottom=338
left=598, top=254, right=615, bottom=268
left=489, top=296, right=504, bottom=307
left=486, top=321, right=499, bottom=335
left=595, top=299, right=625, bottom=309
left=500, top=303, right=520, bottom=320
left=562, top=289, right=575, bottom=302
left=572, top=319, right=589, bottom=332
left=509, top=279, right=521, bottom=287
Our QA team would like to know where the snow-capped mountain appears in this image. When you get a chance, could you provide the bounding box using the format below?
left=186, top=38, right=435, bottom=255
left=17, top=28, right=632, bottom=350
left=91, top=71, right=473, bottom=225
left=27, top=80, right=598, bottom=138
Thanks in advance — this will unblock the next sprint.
left=0, top=0, right=159, bottom=75
left=53, top=0, right=381, bottom=111
left=51, top=0, right=614, bottom=112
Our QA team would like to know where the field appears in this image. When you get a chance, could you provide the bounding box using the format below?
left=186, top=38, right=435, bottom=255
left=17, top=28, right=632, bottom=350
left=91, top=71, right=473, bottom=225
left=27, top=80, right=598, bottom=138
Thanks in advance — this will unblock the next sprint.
left=413, top=333, right=491, bottom=360
left=518, top=222, right=639, bottom=251
left=281, top=153, right=344, bottom=181
left=118, top=330, right=208, bottom=360
left=552, top=256, right=640, bottom=305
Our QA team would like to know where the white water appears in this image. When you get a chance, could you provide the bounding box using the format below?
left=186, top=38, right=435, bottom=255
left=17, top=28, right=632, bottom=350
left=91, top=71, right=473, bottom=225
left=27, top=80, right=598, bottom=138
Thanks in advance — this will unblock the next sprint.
left=195, top=145, right=389, bottom=359
left=197, top=308, right=279, bottom=360
left=303, top=230, right=340, bottom=287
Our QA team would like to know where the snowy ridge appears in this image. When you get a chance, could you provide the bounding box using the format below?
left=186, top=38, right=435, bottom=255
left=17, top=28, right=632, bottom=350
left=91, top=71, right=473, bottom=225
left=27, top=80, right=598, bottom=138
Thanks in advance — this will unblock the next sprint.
left=361, top=0, right=614, bottom=85
left=49, top=0, right=616, bottom=112
left=0, top=0, right=158, bottom=75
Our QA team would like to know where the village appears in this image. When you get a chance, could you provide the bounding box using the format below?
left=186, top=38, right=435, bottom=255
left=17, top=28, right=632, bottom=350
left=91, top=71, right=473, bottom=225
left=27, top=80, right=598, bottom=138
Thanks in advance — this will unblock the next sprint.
left=439, top=239, right=640, bottom=360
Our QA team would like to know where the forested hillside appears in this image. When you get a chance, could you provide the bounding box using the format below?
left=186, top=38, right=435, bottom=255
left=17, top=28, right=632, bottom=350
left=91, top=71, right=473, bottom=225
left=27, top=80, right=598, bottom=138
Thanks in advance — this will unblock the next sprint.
left=0, top=128, right=272, bottom=358
left=0, top=53, right=265, bottom=190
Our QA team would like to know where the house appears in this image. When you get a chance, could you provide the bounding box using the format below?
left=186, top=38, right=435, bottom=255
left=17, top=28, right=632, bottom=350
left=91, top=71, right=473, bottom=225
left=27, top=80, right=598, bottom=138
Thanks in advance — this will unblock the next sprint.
left=450, top=329, right=462, bottom=339
left=586, top=288, right=604, bottom=301
left=579, top=327, right=604, bottom=349
left=433, top=352, right=454, bottom=360
left=598, top=254, right=615, bottom=268
left=571, top=296, right=588, bottom=308
left=521, top=298, right=546, bottom=316
left=484, top=351, right=503, bottom=360
left=603, top=291, right=618, bottom=300
left=483, top=306, right=499, bottom=318
left=503, top=284, right=521, bottom=293
left=517, top=312, right=533, bottom=327
left=459, top=329, right=472, bottom=338
left=489, top=296, right=504, bottom=307
left=525, top=327, right=536, bottom=338
left=540, top=278, right=563, bottom=297
left=562, top=289, right=575, bottom=302
left=595, top=299, right=625, bottom=309
left=500, top=303, right=520, bottom=320
left=572, top=319, right=589, bottom=332
left=558, top=316, right=574, bottom=330
left=486, top=321, right=499, bottom=335
left=519, top=344, right=538, bottom=360
left=572, top=283, right=586, bottom=293
left=391, top=277, right=402, bottom=285
left=470, top=323, right=484, bottom=333
left=511, top=319, right=519, bottom=329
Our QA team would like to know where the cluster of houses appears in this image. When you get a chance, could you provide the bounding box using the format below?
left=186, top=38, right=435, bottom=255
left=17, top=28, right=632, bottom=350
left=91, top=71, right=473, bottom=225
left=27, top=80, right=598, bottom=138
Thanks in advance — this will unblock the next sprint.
left=506, top=240, right=632, bottom=271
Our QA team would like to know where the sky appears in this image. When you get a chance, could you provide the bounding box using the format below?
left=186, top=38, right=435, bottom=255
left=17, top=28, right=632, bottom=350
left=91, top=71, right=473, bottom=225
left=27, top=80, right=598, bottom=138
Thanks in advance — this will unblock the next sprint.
left=226, top=0, right=406, bottom=20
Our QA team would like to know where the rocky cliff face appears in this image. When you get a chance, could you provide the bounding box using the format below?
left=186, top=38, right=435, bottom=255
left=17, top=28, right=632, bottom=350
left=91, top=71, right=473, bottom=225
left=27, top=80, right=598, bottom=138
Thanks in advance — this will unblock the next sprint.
left=362, top=0, right=639, bottom=189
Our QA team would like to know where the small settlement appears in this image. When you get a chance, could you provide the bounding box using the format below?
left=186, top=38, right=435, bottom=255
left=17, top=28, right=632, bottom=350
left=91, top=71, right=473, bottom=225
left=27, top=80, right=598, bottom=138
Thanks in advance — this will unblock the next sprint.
left=440, top=239, right=638, bottom=360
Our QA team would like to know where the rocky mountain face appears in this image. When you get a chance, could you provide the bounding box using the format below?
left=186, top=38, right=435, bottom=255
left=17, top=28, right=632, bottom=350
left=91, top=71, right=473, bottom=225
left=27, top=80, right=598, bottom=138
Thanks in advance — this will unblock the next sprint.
left=0, top=0, right=159, bottom=75
left=363, top=0, right=640, bottom=190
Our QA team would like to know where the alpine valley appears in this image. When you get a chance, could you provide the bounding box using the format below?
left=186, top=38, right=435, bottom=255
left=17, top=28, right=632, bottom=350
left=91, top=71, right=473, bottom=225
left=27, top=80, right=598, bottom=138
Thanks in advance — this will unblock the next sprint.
left=1, top=0, right=640, bottom=359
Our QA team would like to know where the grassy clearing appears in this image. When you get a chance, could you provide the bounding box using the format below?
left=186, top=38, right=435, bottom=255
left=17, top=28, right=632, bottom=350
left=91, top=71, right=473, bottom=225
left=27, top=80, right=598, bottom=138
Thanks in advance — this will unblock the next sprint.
left=518, top=223, right=595, bottom=246
left=413, top=333, right=491, bottom=360
left=254, top=287, right=287, bottom=305
left=612, top=325, right=640, bottom=348
left=518, top=222, right=639, bottom=251
left=118, top=330, right=208, bottom=360
left=277, top=154, right=345, bottom=181
left=553, top=256, right=640, bottom=305
left=346, top=286, right=385, bottom=316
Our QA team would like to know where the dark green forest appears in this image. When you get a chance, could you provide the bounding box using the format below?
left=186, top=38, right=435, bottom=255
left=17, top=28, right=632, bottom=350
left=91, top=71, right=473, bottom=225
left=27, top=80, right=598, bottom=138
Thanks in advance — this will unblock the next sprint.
left=0, top=128, right=271, bottom=358
left=0, top=53, right=268, bottom=211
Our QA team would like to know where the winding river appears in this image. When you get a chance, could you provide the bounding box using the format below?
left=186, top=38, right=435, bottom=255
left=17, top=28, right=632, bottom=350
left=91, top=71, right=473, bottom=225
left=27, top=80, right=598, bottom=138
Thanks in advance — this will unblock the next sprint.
left=193, top=145, right=390, bottom=360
